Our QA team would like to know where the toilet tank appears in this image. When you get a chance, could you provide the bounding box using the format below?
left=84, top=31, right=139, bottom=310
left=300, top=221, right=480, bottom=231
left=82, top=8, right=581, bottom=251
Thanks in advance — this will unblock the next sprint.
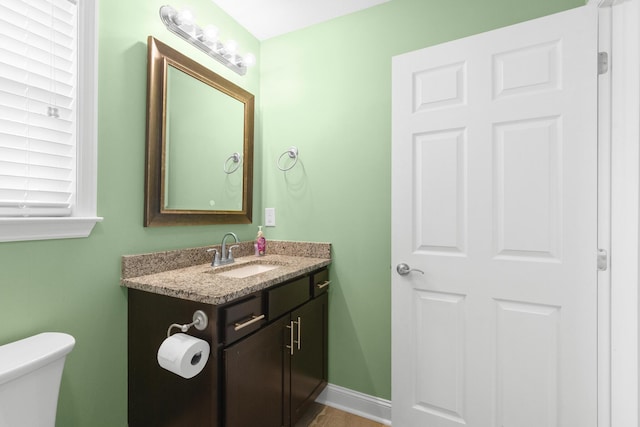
left=0, top=332, right=75, bottom=427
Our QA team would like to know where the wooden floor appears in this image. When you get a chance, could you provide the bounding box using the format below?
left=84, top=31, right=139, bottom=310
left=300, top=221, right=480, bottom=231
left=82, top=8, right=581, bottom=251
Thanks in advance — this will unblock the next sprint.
left=294, top=403, right=387, bottom=427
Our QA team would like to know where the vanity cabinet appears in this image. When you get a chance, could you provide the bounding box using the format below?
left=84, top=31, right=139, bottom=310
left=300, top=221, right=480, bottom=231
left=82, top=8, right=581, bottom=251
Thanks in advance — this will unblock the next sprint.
left=224, top=291, right=328, bottom=427
left=127, top=267, right=329, bottom=427
left=223, top=269, right=328, bottom=427
left=224, top=317, right=289, bottom=427
left=289, top=292, right=328, bottom=425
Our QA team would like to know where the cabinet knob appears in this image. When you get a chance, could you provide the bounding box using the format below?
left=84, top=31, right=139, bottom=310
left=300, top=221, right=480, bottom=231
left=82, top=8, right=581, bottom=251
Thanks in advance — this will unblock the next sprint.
left=286, top=317, right=302, bottom=355
left=233, top=314, right=265, bottom=331
left=316, top=280, right=330, bottom=289
left=286, top=321, right=295, bottom=355
left=295, top=317, right=301, bottom=351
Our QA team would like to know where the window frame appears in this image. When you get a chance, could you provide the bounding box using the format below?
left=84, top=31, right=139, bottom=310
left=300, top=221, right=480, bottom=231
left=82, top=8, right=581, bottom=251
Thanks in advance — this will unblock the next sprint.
left=0, top=0, right=102, bottom=243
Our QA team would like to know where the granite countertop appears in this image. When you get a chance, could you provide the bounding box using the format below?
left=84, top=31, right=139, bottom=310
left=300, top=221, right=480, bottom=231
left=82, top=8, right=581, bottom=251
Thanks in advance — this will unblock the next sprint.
left=121, top=241, right=331, bottom=305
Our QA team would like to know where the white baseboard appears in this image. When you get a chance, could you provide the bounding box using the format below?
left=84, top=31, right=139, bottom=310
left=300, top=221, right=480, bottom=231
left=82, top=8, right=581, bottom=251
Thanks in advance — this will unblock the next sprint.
left=315, top=383, right=392, bottom=425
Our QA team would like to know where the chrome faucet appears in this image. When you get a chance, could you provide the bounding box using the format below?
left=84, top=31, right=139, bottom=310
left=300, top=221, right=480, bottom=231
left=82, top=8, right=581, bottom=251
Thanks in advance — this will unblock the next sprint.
left=219, top=232, right=239, bottom=266
left=206, top=248, right=219, bottom=267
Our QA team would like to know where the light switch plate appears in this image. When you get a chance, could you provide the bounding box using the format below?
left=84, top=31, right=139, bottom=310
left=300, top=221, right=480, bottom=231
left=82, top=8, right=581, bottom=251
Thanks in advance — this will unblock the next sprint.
left=265, top=208, right=276, bottom=226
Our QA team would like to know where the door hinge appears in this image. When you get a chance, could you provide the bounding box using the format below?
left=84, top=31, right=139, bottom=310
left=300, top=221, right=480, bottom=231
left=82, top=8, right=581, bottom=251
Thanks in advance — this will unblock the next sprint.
left=597, top=249, right=608, bottom=271
left=598, top=52, right=609, bottom=75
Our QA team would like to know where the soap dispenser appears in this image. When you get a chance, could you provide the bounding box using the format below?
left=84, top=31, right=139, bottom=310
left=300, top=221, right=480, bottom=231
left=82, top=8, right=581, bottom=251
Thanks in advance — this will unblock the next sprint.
left=256, top=226, right=266, bottom=256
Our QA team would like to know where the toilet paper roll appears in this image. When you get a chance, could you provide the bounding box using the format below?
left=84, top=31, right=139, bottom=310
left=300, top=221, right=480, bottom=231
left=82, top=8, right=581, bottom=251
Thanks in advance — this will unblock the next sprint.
left=157, top=333, right=210, bottom=379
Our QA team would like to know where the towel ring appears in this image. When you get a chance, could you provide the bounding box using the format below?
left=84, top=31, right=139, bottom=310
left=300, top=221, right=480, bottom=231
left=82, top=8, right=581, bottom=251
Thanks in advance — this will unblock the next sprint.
left=277, top=146, right=299, bottom=171
left=224, top=152, right=242, bottom=174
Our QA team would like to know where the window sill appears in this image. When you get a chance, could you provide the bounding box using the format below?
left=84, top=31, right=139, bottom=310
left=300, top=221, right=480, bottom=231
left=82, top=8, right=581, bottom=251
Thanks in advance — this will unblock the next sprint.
left=0, top=217, right=104, bottom=243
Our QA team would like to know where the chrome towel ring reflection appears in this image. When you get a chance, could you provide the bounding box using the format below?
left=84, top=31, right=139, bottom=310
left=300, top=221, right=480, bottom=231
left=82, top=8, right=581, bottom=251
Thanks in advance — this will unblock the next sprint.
left=224, top=152, right=242, bottom=174
left=277, top=146, right=299, bottom=171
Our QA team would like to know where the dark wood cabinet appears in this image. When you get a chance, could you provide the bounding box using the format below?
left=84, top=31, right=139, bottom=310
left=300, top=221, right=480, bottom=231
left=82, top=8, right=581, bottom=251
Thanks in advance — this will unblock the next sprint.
left=128, top=267, right=329, bottom=427
left=290, top=293, right=328, bottom=425
left=224, top=281, right=328, bottom=427
left=224, top=317, right=288, bottom=427
left=128, top=290, right=216, bottom=427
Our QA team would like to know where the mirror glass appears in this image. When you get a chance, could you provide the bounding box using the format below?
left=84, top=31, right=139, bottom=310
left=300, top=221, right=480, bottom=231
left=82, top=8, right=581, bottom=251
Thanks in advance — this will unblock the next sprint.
left=145, top=36, right=254, bottom=226
left=164, top=65, right=244, bottom=211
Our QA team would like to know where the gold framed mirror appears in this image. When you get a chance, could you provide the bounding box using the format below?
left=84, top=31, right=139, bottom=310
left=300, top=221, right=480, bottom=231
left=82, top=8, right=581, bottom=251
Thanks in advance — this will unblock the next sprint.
left=144, top=36, right=254, bottom=226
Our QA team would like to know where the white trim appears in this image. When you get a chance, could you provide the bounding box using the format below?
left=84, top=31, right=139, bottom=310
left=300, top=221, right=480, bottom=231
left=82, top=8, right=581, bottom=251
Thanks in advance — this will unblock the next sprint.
left=596, top=3, right=613, bottom=426
left=316, top=383, right=392, bottom=426
left=592, top=2, right=639, bottom=426
left=0, top=217, right=103, bottom=242
left=0, top=0, right=102, bottom=243
left=76, top=0, right=100, bottom=220
left=607, top=1, right=640, bottom=426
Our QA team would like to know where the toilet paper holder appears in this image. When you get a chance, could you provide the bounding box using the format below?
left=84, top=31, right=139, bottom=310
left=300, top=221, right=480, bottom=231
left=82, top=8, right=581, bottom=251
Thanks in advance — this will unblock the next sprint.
left=167, top=310, right=208, bottom=337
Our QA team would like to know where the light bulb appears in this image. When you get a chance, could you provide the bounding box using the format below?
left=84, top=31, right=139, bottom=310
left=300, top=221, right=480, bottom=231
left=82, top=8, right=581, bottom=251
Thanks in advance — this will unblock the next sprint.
left=242, top=53, right=256, bottom=67
left=202, top=25, right=219, bottom=43
left=224, top=39, right=238, bottom=55
left=175, top=8, right=195, bottom=26
left=175, top=8, right=197, bottom=36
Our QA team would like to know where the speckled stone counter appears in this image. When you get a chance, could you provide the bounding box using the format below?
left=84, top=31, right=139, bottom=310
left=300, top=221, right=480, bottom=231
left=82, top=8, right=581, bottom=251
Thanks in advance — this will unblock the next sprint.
left=121, top=241, right=331, bottom=305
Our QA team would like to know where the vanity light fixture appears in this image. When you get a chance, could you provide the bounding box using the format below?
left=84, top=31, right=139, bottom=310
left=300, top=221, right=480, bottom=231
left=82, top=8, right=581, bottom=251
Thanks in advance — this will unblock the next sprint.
left=159, top=5, right=256, bottom=76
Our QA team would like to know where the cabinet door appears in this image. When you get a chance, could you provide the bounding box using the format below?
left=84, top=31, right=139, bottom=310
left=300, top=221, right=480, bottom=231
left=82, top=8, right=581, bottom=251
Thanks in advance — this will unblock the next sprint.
left=290, top=293, right=328, bottom=425
left=224, top=317, right=288, bottom=427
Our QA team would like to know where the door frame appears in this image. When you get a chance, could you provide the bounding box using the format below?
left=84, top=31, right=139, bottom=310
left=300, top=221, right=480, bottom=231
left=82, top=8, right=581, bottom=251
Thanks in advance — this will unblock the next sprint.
left=593, top=1, right=639, bottom=426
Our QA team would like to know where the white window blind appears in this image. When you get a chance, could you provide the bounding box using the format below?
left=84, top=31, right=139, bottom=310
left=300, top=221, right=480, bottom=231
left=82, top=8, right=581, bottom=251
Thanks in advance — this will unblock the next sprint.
left=0, top=0, right=77, bottom=217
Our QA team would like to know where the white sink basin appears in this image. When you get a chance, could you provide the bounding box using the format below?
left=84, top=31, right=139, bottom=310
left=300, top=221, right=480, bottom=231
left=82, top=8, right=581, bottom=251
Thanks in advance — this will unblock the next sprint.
left=217, top=263, right=280, bottom=279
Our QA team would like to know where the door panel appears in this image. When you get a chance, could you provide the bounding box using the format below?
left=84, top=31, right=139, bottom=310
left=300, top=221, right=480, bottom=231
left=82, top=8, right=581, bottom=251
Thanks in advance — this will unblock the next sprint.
left=414, top=290, right=466, bottom=423
left=414, top=128, right=468, bottom=255
left=493, top=117, right=561, bottom=259
left=392, top=5, right=598, bottom=427
left=495, top=300, right=560, bottom=427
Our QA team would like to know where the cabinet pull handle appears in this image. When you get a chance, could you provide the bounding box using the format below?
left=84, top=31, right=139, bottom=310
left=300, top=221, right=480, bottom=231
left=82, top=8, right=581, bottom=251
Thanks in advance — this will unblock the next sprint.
left=286, top=321, right=295, bottom=355
left=233, top=314, right=265, bottom=331
left=295, top=316, right=302, bottom=351
left=316, top=280, right=330, bottom=289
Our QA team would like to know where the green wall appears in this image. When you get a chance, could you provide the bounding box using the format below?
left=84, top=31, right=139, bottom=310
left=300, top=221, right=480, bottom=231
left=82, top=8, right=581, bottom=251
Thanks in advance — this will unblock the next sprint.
left=0, top=1, right=260, bottom=426
left=260, top=0, right=584, bottom=400
left=0, top=0, right=582, bottom=425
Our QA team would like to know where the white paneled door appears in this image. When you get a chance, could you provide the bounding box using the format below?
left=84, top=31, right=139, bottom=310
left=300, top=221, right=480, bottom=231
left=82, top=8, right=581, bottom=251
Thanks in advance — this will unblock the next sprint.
left=391, top=5, right=598, bottom=427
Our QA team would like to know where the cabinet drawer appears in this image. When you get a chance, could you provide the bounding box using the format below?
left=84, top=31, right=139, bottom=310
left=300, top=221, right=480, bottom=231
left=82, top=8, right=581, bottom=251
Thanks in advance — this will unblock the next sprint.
left=223, top=295, right=265, bottom=344
left=311, top=268, right=330, bottom=298
left=267, top=277, right=310, bottom=320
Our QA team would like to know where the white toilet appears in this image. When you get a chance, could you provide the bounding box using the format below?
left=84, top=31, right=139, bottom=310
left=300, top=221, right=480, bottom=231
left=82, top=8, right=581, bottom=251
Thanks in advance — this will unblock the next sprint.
left=0, top=332, right=75, bottom=427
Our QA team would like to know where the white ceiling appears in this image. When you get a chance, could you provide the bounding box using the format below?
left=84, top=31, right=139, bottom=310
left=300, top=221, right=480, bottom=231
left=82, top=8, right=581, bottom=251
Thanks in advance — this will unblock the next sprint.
left=211, top=0, right=391, bottom=40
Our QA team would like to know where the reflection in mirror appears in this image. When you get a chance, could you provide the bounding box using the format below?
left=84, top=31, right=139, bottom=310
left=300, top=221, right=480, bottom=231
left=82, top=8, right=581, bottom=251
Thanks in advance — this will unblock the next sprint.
left=164, top=65, right=244, bottom=211
left=145, top=36, right=254, bottom=226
